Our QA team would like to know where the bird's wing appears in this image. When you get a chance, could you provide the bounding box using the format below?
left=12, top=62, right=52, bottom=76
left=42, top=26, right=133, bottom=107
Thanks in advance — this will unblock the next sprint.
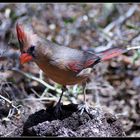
left=48, top=45, right=84, bottom=73
left=66, top=56, right=100, bottom=73
left=50, top=58, right=84, bottom=73
left=50, top=51, right=100, bottom=73
left=66, top=60, right=85, bottom=73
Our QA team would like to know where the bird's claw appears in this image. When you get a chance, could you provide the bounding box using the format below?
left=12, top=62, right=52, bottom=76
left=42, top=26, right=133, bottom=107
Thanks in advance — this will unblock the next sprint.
left=78, top=103, right=90, bottom=115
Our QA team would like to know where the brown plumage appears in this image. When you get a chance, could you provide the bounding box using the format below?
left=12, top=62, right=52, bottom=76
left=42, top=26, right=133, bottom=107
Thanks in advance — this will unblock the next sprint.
left=16, top=23, right=140, bottom=117
left=31, top=39, right=101, bottom=85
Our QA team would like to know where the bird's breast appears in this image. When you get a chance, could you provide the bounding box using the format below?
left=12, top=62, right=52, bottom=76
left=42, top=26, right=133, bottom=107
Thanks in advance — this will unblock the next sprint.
left=36, top=60, right=88, bottom=85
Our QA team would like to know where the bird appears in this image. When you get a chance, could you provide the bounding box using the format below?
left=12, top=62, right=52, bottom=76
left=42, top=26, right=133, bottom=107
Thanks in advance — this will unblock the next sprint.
left=16, top=23, right=140, bottom=117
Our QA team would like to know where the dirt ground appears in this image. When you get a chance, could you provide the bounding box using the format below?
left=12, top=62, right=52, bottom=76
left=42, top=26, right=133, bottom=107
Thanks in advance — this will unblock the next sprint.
left=0, top=103, right=125, bottom=137
left=0, top=3, right=140, bottom=137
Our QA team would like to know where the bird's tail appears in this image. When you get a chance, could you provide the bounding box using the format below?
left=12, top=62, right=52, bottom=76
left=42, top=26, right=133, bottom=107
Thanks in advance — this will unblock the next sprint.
left=97, top=46, right=140, bottom=61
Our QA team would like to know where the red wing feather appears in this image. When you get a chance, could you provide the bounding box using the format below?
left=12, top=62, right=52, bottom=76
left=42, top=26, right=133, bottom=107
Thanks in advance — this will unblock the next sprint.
left=67, top=61, right=84, bottom=73
left=84, top=59, right=98, bottom=68
left=98, top=47, right=126, bottom=61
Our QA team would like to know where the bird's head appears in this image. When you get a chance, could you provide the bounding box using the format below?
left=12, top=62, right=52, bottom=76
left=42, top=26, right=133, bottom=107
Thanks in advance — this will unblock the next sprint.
left=16, top=23, right=39, bottom=64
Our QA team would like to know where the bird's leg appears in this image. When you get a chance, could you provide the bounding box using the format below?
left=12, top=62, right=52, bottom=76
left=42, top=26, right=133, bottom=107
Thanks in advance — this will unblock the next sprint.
left=78, top=83, right=90, bottom=115
left=54, top=85, right=67, bottom=118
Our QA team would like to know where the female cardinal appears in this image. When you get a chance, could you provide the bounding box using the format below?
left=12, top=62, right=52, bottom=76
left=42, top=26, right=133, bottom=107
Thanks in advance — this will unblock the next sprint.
left=16, top=23, right=140, bottom=117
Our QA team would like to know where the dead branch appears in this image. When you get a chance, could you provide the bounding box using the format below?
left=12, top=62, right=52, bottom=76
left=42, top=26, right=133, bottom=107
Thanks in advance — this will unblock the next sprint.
left=103, top=5, right=138, bottom=33
left=11, top=68, right=62, bottom=94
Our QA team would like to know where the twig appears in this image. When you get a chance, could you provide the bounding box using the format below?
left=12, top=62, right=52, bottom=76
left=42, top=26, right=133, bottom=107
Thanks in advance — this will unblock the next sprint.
left=11, top=68, right=62, bottom=94
left=22, top=97, right=57, bottom=101
left=31, top=88, right=41, bottom=97
left=31, top=88, right=57, bottom=100
left=103, top=5, right=138, bottom=33
left=127, top=30, right=140, bottom=44
left=3, top=130, right=14, bottom=137
left=0, top=94, right=20, bottom=116
left=40, top=88, right=49, bottom=98
left=126, top=46, right=140, bottom=51
left=0, top=94, right=12, bottom=105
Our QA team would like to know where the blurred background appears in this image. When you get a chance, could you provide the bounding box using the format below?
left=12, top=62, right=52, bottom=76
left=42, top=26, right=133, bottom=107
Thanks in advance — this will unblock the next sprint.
left=0, top=3, right=140, bottom=137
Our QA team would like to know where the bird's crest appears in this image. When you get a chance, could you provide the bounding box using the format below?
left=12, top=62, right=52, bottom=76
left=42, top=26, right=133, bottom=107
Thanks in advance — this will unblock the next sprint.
left=16, top=22, right=38, bottom=53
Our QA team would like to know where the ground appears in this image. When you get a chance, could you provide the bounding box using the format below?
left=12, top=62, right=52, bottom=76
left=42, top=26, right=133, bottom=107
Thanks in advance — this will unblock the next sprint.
left=0, top=103, right=125, bottom=137
left=0, top=3, right=140, bottom=137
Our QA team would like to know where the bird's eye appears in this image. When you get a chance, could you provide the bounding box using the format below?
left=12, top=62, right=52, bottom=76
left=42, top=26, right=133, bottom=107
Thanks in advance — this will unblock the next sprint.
left=30, top=45, right=35, bottom=52
left=27, top=45, right=35, bottom=57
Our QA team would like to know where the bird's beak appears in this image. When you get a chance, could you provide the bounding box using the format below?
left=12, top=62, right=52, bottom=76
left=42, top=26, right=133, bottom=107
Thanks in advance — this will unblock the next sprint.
left=20, top=53, right=33, bottom=64
left=16, top=23, right=27, bottom=53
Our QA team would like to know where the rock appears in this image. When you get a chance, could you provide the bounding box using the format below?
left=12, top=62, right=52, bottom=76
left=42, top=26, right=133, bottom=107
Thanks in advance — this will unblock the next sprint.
left=22, top=104, right=125, bottom=137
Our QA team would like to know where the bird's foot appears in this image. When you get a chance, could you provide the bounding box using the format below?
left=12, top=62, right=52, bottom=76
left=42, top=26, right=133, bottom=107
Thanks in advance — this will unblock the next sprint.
left=53, top=102, right=63, bottom=119
left=77, top=102, right=90, bottom=115
left=78, top=103, right=100, bottom=118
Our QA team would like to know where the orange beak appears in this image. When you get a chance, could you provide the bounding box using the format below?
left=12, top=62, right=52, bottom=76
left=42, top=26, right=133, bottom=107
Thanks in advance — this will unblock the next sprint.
left=20, top=53, right=33, bottom=64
